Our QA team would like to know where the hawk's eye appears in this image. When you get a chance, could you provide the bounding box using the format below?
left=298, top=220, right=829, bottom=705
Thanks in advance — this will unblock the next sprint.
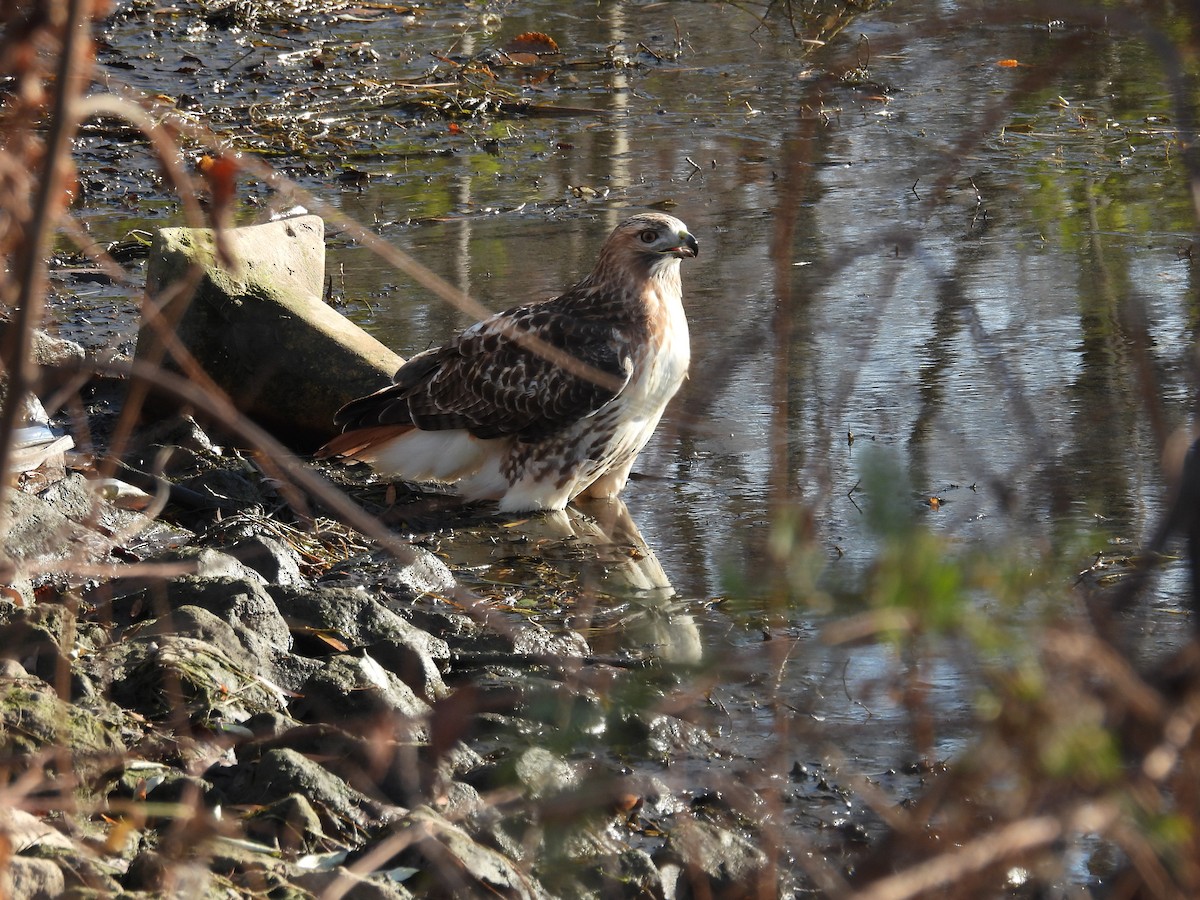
left=638, top=229, right=658, bottom=244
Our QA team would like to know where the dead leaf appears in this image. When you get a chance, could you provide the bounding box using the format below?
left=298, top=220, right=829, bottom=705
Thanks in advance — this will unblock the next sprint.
left=504, top=32, right=559, bottom=56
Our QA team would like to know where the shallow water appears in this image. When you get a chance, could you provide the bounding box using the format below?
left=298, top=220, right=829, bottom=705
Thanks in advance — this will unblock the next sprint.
left=80, top=0, right=1198, bottom=884
left=303, top=3, right=1196, bottom=618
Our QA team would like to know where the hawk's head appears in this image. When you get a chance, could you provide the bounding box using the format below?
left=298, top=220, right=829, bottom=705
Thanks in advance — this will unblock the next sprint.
left=598, top=213, right=699, bottom=282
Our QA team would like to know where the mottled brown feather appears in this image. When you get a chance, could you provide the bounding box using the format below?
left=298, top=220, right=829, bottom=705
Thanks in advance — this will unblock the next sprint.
left=333, top=296, right=637, bottom=441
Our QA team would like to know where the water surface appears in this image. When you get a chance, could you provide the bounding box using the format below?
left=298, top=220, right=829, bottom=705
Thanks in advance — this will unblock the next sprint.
left=83, top=0, right=1199, bottom=882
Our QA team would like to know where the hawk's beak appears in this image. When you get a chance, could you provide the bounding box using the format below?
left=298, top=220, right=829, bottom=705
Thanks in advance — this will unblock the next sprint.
left=671, top=232, right=699, bottom=259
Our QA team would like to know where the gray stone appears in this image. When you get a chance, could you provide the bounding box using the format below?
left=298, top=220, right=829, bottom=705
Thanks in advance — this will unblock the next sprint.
left=140, top=574, right=291, bottom=652
left=271, top=584, right=449, bottom=660
left=512, top=621, right=590, bottom=658
left=364, top=637, right=448, bottom=702
left=436, top=780, right=484, bottom=818
left=3, top=856, right=65, bottom=900
left=291, top=652, right=431, bottom=723
left=0, top=674, right=127, bottom=763
left=225, top=535, right=307, bottom=587
left=2, top=478, right=182, bottom=610
left=162, top=546, right=268, bottom=582
left=319, top=545, right=458, bottom=601
left=3, top=487, right=103, bottom=564
left=139, top=605, right=264, bottom=676
left=233, top=721, right=421, bottom=806
left=98, top=633, right=286, bottom=722
left=396, top=807, right=554, bottom=899
left=515, top=746, right=578, bottom=799
left=657, top=817, right=771, bottom=898
left=137, top=216, right=402, bottom=443
left=0, top=322, right=86, bottom=415
left=0, top=809, right=75, bottom=854
left=234, top=747, right=388, bottom=841
left=243, top=792, right=326, bottom=853
left=177, top=468, right=266, bottom=509
left=292, top=868, right=414, bottom=900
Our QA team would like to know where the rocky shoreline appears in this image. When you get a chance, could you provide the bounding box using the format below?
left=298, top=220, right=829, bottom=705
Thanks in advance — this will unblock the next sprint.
left=1, top=395, right=804, bottom=898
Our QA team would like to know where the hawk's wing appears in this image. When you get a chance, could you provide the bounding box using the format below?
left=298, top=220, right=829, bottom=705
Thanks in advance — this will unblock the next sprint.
left=334, top=303, right=634, bottom=442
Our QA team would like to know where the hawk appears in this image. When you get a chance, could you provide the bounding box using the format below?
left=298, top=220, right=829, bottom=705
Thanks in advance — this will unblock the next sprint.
left=317, top=212, right=698, bottom=512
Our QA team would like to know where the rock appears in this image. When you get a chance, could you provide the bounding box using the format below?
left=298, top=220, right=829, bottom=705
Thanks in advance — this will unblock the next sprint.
left=224, top=747, right=389, bottom=842
left=384, top=806, right=554, bottom=899
left=319, top=545, right=458, bottom=600
left=163, top=575, right=292, bottom=650
left=224, top=535, right=307, bottom=587
left=270, top=584, right=448, bottom=699
left=656, top=817, right=772, bottom=899
left=436, top=780, right=485, bottom=818
left=241, top=710, right=304, bottom=739
left=99, top=633, right=286, bottom=722
left=0, top=658, right=27, bottom=679
left=0, top=320, right=86, bottom=415
left=0, top=606, right=65, bottom=686
left=292, top=867, right=415, bottom=900
left=511, top=620, right=590, bottom=657
left=236, top=722, right=424, bottom=806
left=272, top=584, right=449, bottom=657
left=4, top=486, right=108, bottom=568
left=0, top=675, right=126, bottom=777
left=363, top=637, right=448, bottom=702
left=243, top=792, right=327, bottom=853
left=129, top=414, right=223, bottom=457
left=161, top=546, right=268, bottom=582
left=2, top=473, right=176, bottom=604
left=32, top=472, right=92, bottom=520
left=143, top=771, right=215, bottom=808
left=106, top=569, right=292, bottom=656
left=123, top=849, right=170, bottom=891
left=291, top=652, right=431, bottom=723
left=515, top=747, right=578, bottom=799
left=123, top=851, right=221, bottom=895
left=38, top=848, right=125, bottom=895
left=0, top=809, right=76, bottom=854
left=2, top=856, right=65, bottom=900
left=177, top=468, right=267, bottom=510
left=137, top=216, right=402, bottom=445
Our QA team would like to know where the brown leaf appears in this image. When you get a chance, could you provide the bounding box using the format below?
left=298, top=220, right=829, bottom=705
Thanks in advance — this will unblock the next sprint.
left=314, top=631, right=350, bottom=652
left=504, top=31, right=559, bottom=56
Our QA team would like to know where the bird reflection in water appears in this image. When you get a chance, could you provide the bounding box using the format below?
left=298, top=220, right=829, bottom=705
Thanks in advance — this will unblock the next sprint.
left=461, top=498, right=701, bottom=666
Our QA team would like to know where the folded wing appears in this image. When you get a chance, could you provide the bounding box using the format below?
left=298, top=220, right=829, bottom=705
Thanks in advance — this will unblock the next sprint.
left=333, top=304, right=634, bottom=442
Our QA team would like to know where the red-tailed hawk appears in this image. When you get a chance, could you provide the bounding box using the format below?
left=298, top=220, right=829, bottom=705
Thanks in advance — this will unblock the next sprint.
left=317, top=213, right=698, bottom=512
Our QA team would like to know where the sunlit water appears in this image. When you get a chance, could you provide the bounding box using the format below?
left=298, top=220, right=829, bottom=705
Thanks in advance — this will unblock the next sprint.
left=79, top=0, right=1198, bottom=883
left=307, top=2, right=1195, bottom=633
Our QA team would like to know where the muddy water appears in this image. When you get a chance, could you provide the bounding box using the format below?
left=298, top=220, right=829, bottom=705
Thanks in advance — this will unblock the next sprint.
left=85, top=0, right=1196, bottom=872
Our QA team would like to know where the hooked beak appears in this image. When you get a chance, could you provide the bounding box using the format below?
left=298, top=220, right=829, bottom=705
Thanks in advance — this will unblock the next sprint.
left=669, top=232, right=699, bottom=259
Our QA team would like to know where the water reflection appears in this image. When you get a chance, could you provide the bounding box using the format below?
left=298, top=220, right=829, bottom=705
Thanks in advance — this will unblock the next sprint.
left=302, top=0, right=1200, bottom=617
left=448, top=497, right=702, bottom=666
